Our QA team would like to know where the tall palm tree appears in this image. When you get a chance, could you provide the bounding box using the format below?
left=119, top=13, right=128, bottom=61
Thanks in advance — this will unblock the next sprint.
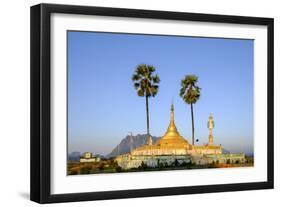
left=132, top=64, right=160, bottom=137
left=179, top=75, right=201, bottom=145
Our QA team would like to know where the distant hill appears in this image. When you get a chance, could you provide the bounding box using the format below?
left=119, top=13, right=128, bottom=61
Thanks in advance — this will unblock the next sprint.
left=222, top=148, right=230, bottom=154
left=107, top=134, right=160, bottom=158
left=68, top=151, right=81, bottom=162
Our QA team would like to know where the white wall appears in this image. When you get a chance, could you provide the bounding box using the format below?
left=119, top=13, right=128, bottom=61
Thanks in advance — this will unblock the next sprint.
left=0, top=0, right=280, bottom=206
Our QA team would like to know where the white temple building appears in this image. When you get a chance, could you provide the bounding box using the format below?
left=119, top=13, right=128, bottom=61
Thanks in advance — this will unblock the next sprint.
left=115, top=104, right=245, bottom=169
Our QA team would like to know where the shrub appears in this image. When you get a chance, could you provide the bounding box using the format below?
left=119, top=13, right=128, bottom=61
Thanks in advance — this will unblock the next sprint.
left=80, top=166, right=92, bottom=174
left=115, top=166, right=122, bottom=172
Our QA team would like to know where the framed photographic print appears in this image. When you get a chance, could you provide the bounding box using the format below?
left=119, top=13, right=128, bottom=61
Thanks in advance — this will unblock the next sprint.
left=30, top=3, right=274, bottom=203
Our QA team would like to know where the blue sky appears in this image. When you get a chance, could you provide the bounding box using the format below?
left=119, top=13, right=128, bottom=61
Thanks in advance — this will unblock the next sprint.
left=67, top=31, right=254, bottom=156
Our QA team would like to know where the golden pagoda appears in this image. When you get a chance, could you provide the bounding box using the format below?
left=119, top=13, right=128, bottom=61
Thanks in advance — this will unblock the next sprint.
left=156, top=103, right=190, bottom=149
left=130, top=103, right=190, bottom=156
left=115, top=103, right=245, bottom=169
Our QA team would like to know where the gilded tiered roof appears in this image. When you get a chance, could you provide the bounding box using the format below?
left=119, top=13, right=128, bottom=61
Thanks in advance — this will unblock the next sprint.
left=156, top=103, right=190, bottom=149
left=130, top=104, right=190, bottom=156
left=128, top=103, right=223, bottom=157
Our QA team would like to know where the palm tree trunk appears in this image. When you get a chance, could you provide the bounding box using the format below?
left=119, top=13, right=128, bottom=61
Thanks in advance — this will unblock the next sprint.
left=191, top=103, right=195, bottom=145
left=145, top=95, right=150, bottom=135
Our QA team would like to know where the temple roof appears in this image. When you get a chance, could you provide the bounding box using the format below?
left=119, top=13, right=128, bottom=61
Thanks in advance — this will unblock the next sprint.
left=156, top=103, right=190, bottom=148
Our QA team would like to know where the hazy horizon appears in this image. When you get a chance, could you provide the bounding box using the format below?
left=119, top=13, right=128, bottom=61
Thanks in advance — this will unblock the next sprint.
left=68, top=31, right=254, bottom=156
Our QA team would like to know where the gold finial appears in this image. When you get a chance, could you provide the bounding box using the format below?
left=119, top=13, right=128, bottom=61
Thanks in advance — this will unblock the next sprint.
left=167, top=102, right=177, bottom=133
left=170, top=102, right=174, bottom=121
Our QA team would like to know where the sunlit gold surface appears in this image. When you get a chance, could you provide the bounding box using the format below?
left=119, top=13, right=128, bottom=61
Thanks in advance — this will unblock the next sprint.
left=156, top=103, right=189, bottom=149
left=115, top=105, right=246, bottom=169
left=127, top=104, right=222, bottom=157
left=130, top=104, right=191, bottom=156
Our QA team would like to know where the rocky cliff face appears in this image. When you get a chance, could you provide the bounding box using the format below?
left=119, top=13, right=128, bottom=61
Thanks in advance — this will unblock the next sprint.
left=107, top=134, right=160, bottom=158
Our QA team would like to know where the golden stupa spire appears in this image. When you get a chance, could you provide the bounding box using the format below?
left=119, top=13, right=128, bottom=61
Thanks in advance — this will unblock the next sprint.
left=170, top=101, right=174, bottom=121
left=164, top=102, right=179, bottom=137
left=157, top=102, right=189, bottom=147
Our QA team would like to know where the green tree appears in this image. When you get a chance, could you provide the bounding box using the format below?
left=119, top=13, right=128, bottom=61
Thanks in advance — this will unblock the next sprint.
left=80, top=166, right=92, bottom=174
left=179, top=75, right=201, bottom=145
left=115, top=166, right=122, bottom=172
left=132, top=64, right=160, bottom=137
left=98, top=163, right=105, bottom=171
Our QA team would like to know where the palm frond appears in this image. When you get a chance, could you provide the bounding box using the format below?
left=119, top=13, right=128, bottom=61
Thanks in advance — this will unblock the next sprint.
left=150, top=86, right=159, bottom=97
left=179, top=74, right=200, bottom=104
left=132, top=64, right=160, bottom=98
left=137, top=89, right=145, bottom=97
left=152, top=75, right=160, bottom=83
left=147, top=65, right=155, bottom=73
left=179, top=87, right=186, bottom=97
left=132, top=74, right=141, bottom=81
left=134, top=82, right=140, bottom=90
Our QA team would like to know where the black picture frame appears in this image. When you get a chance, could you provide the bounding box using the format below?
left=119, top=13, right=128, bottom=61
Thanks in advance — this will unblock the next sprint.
left=30, top=3, right=274, bottom=204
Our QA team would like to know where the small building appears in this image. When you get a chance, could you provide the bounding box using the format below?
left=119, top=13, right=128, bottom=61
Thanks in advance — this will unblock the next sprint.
left=80, top=152, right=101, bottom=163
